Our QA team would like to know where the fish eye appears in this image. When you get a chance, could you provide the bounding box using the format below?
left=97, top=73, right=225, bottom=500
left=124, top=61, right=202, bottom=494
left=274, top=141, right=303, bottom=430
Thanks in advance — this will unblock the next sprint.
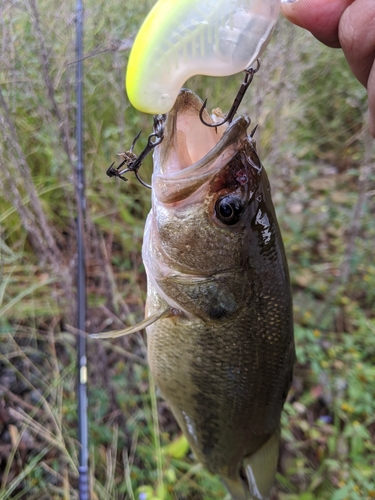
left=215, top=196, right=244, bottom=225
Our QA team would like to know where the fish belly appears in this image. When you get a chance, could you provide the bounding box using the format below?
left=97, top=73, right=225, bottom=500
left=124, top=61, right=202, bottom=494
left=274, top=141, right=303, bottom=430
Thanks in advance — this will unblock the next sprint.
left=146, top=294, right=294, bottom=485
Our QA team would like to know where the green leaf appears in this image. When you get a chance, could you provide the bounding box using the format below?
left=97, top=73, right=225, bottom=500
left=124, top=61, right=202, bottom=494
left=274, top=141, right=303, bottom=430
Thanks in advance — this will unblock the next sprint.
left=162, top=434, right=190, bottom=459
left=331, top=486, right=351, bottom=500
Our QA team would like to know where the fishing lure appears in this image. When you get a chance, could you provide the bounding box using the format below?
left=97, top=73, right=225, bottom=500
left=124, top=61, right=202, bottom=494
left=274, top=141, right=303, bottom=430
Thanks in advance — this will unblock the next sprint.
left=126, top=0, right=282, bottom=114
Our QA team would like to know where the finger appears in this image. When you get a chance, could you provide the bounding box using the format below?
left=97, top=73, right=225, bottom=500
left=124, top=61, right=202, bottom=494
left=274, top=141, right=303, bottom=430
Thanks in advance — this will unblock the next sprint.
left=281, top=0, right=354, bottom=48
left=339, top=0, right=375, bottom=88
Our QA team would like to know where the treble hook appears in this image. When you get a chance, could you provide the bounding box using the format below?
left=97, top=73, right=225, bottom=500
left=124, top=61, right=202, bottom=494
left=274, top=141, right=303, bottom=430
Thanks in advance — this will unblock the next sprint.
left=106, top=114, right=166, bottom=189
left=199, top=59, right=260, bottom=128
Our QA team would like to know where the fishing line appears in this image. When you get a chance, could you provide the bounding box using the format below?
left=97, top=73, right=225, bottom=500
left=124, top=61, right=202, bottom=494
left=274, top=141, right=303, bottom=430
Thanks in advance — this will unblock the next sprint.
left=75, top=0, right=90, bottom=498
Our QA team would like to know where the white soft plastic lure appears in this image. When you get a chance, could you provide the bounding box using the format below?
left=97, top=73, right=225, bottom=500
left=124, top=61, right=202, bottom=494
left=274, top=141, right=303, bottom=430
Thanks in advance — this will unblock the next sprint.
left=126, top=0, right=283, bottom=114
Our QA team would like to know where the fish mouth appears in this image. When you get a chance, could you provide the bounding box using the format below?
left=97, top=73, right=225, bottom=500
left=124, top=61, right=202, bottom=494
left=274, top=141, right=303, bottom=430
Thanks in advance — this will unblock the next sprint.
left=152, top=89, right=251, bottom=204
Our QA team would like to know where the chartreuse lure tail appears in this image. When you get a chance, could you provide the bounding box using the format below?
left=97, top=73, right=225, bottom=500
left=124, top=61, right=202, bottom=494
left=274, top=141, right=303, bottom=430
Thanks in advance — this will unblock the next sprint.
left=126, top=0, right=281, bottom=114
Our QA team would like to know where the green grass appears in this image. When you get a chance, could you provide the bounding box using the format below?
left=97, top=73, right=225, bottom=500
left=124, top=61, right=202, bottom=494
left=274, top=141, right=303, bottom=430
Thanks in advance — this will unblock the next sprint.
left=0, top=1, right=374, bottom=499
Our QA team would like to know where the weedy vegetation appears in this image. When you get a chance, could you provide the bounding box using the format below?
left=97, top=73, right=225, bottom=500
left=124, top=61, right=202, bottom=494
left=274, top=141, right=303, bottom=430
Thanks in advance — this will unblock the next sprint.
left=0, top=1, right=374, bottom=499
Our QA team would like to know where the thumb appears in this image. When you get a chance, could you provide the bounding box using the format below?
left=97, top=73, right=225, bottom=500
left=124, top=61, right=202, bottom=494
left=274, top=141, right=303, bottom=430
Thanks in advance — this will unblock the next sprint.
left=281, top=0, right=354, bottom=48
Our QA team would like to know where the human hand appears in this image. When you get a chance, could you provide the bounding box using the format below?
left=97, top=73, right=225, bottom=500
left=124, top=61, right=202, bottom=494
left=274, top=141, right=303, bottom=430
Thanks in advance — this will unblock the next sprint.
left=281, top=0, right=375, bottom=136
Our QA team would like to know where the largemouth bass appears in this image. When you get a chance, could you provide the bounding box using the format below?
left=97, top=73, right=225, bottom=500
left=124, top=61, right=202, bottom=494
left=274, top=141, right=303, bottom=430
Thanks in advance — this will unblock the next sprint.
left=95, top=88, right=295, bottom=499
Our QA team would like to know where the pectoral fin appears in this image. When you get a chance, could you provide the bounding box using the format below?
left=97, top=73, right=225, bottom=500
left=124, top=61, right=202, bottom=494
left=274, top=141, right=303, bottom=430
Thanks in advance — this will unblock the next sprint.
left=90, top=308, right=173, bottom=339
left=243, top=430, right=280, bottom=499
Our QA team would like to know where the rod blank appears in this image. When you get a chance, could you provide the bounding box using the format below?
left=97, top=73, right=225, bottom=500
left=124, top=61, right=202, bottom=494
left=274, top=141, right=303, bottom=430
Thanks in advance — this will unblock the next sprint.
left=75, top=0, right=90, bottom=498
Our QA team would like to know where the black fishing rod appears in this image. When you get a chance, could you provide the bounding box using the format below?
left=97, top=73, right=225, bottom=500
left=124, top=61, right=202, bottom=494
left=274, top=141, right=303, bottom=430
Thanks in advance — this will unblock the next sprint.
left=75, top=0, right=90, bottom=498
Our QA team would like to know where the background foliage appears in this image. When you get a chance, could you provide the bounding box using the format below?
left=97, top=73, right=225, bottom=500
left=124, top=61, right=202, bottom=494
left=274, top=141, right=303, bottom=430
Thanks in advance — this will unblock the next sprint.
left=0, top=1, right=374, bottom=499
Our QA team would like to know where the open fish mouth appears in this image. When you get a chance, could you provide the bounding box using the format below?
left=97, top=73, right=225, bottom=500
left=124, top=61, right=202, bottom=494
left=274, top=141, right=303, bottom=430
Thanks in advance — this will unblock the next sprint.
left=152, top=89, right=251, bottom=204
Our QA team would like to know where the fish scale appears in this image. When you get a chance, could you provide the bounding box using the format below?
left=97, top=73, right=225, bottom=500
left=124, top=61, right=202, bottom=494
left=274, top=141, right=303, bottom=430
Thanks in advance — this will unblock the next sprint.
left=146, top=287, right=293, bottom=483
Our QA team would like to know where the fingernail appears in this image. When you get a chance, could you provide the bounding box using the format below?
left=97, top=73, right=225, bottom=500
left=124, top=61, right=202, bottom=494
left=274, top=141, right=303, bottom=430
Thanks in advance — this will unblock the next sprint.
left=281, top=0, right=298, bottom=3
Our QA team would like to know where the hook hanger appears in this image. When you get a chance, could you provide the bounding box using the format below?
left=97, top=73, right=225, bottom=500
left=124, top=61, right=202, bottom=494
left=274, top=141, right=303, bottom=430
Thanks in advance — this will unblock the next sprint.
left=199, top=59, right=260, bottom=128
left=106, top=114, right=166, bottom=189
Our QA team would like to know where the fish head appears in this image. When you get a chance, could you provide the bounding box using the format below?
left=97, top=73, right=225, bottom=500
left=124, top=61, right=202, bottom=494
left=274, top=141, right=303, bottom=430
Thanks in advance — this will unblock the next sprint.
left=143, top=89, right=273, bottom=322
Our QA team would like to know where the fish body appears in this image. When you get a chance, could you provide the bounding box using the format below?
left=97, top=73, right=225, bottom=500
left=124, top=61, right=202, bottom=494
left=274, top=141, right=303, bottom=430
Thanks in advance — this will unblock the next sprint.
left=142, top=89, right=295, bottom=499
